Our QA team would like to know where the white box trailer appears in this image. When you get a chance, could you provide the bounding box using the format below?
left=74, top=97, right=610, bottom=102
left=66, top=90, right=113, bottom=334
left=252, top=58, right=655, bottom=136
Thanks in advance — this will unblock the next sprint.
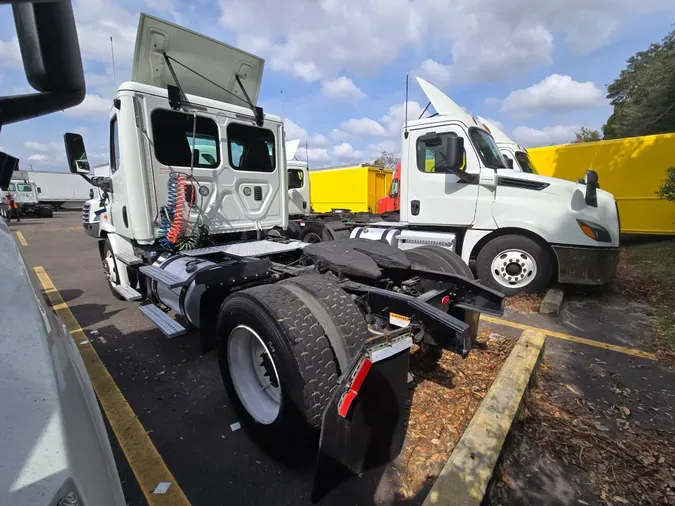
left=17, top=170, right=95, bottom=209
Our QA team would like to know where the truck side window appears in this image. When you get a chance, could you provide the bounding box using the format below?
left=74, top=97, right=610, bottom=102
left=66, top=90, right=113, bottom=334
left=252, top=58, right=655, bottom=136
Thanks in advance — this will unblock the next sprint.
left=8, top=183, right=15, bottom=191
left=515, top=151, right=537, bottom=174
left=389, top=178, right=399, bottom=197
left=227, top=123, right=276, bottom=173
left=416, top=132, right=465, bottom=173
left=151, top=109, right=220, bottom=169
left=110, top=116, right=120, bottom=173
left=288, top=169, right=304, bottom=189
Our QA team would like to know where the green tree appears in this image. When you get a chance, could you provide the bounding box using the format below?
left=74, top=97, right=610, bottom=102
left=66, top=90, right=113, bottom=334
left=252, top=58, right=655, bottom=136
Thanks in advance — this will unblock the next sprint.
left=657, top=167, right=675, bottom=202
left=573, top=127, right=602, bottom=143
left=603, top=28, right=675, bottom=139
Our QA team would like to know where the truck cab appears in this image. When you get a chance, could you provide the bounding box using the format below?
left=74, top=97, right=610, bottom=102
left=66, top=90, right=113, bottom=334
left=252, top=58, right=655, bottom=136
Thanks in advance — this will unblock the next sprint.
left=377, top=162, right=400, bottom=214
left=65, top=14, right=288, bottom=289
left=285, top=139, right=310, bottom=218
left=82, top=164, right=111, bottom=238
left=353, top=78, right=620, bottom=295
left=477, top=117, right=538, bottom=174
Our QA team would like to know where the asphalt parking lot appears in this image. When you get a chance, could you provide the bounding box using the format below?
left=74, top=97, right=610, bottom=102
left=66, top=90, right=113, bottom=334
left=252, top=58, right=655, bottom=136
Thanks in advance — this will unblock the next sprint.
left=10, top=211, right=674, bottom=506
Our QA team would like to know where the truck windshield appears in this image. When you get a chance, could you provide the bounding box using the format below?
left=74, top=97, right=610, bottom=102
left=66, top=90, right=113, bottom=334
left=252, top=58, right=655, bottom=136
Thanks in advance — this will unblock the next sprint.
left=515, top=151, right=538, bottom=174
left=468, top=128, right=507, bottom=169
left=288, top=169, right=304, bottom=189
left=17, top=184, right=32, bottom=192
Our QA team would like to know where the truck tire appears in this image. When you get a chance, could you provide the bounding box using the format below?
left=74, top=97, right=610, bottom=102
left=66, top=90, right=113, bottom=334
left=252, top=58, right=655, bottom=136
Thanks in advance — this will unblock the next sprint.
left=476, top=234, right=553, bottom=296
left=281, top=274, right=369, bottom=367
left=101, top=239, right=125, bottom=300
left=216, top=284, right=341, bottom=437
left=38, top=206, right=53, bottom=218
left=299, top=222, right=324, bottom=243
left=405, top=246, right=480, bottom=340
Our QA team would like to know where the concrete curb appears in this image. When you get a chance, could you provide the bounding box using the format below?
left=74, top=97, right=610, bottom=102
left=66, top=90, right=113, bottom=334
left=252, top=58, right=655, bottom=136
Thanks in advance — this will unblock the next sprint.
left=540, top=287, right=564, bottom=316
left=421, top=329, right=546, bottom=506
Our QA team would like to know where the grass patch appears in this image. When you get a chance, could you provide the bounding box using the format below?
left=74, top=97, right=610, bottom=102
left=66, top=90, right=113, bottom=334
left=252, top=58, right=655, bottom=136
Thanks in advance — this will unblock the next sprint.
left=614, top=239, right=675, bottom=361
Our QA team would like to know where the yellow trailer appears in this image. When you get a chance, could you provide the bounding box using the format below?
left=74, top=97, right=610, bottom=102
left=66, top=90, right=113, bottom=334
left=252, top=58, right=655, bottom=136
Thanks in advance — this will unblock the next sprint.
left=528, top=133, right=675, bottom=235
left=308, top=165, right=393, bottom=213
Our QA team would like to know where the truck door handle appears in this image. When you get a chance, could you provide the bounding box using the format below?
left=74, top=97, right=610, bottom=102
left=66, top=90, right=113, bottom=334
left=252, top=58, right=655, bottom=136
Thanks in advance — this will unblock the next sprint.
left=122, top=206, right=129, bottom=228
left=411, top=200, right=420, bottom=216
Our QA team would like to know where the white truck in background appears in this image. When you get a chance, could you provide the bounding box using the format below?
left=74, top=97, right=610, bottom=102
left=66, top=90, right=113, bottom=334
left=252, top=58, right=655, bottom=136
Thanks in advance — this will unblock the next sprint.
left=17, top=169, right=94, bottom=210
left=345, top=78, right=621, bottom=295
left=82, top=163, right=111, bottom=237
left=477, top=117, right=538, bottom=174
left=3, top=178, right=54, bottom=217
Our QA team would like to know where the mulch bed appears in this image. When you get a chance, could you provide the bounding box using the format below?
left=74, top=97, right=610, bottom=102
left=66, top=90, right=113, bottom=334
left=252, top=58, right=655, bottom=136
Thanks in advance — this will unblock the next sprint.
left=495, top=364, right=675, bottom=505
left=393, top=329, right=517, bottom=500
left=505, top=292, right=545, bottom=314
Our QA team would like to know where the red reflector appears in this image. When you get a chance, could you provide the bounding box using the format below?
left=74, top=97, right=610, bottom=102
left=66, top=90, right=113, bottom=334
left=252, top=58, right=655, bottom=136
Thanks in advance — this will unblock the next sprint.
left=441, top=295, right=451, bottom=305
left=337, top=358, right=372, bottom=418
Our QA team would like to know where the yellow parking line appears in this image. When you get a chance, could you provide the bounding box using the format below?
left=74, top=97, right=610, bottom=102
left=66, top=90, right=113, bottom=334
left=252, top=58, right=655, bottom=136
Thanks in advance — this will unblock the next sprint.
left=481, top=315, right=657, bottom=360
left=15, top=231, right=28, bottom=246
left=34, top=266, right=191, bottom=506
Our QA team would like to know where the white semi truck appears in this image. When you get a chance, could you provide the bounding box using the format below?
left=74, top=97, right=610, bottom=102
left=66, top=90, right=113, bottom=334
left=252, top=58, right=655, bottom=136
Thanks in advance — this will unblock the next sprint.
left=344, top=78, right=620, bottom=295
left=3, top=178, right=54, bottom=217
left=82, top=163, right=111, bottom=237
left=63, top=14, right=505, bottom=499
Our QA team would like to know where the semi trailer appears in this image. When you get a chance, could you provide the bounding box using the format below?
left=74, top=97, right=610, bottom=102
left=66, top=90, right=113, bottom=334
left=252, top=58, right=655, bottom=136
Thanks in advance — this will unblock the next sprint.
left=16, top=169, right=94, bottom=209
left=344, top=79, right=621, bottom=295
left=64, top=13, right=506, bottom=500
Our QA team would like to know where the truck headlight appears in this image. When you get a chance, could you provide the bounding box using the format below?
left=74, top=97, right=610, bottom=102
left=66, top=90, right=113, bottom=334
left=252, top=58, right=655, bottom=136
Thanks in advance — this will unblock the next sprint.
left=577, top=219, right=612, bottom=243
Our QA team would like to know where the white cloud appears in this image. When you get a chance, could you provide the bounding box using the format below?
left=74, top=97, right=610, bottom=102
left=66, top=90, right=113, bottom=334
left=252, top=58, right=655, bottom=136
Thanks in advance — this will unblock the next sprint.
left=331, top=129, right=352, bottom=142
left=22, top=141, right=62, bottom=153
left=283, top=118, right=308, bottom=141
left=501, top=74, right=605, bottom=115
left=339, top=118, right=387, bottom=137
left=296, top=146, right=331, bottom=165
left=512, top=125, right=581, bottom=147
left=85, top=73, right=112, bottom=87
left=415, top=59, right=452, bottom=88
left=216, top=0, right=673, bottom=84
left=63, top=94, right=112, bottom=118
left=321, top=77, right=367, bottom=102
left=380, top=101, right=427, bottom=136
left=27, top=154, right=50, bottom=163
left=308, top=134, right=330, bottom=147
left=0, top=36, right=22, bottom=68
left=333, top=143, right=364, bottom=162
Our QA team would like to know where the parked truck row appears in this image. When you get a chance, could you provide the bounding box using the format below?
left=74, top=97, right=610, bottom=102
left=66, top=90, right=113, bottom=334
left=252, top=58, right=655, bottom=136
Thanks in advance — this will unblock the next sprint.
left=64, top=13, right=508, bottom=500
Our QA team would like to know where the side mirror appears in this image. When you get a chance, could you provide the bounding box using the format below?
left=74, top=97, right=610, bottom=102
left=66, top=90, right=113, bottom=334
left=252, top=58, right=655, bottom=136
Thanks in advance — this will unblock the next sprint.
left=504, top=156, right=514, bottom=169
left=0, top=152, right=19, bottom=190
left=444, top=136, right=465, bottom=172
left=37, top=186, right=42, bottom=194
left=89, top=189, right=94, bottom=199
left=585, top=169, right=599, bottom=207
left=64, top=133, right=90, bottom=174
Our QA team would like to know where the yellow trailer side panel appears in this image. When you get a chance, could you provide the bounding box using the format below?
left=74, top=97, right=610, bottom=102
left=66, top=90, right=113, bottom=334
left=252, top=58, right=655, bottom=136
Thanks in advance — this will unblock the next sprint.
left=528, top=133, right=675, bottom=235
left=309, top=166, right=392, bottom=213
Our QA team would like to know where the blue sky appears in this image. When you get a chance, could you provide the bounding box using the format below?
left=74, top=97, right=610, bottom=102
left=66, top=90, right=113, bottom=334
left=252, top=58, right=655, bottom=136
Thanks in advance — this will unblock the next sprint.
left=1, top=0, right=673, bottom=171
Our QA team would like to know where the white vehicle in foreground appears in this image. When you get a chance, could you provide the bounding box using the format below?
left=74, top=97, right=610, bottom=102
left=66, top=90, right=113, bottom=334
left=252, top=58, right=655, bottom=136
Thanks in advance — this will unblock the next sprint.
left=62, top=14, right=505, bottom=500
left=346, top=78, right=620, bottom=295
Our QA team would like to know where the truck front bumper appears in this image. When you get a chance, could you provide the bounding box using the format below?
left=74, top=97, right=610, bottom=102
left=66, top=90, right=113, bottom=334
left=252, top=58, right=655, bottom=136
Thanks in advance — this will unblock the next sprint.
left=552, top=245, right=620, bottom=285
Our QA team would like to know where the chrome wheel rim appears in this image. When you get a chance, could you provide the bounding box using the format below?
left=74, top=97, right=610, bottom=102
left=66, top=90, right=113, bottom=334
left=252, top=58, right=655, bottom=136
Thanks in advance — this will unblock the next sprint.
left=227, top=325, right=281, bottom=425
left=490, top=249, right=537, bottom=289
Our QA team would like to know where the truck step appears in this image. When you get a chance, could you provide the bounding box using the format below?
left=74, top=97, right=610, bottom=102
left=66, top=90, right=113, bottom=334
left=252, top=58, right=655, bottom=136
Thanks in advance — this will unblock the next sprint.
left=112, top=283, right=142, bottom=301
left=139, top=265, right=186, bottom=288
left=115, top=252, right=143, bottom=266
left=139, top=304, right=187, bottom=339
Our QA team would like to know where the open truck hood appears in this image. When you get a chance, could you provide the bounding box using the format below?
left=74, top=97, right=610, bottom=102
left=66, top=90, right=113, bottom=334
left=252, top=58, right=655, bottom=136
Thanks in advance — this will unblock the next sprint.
left=132, top=13, right=264, bottom=108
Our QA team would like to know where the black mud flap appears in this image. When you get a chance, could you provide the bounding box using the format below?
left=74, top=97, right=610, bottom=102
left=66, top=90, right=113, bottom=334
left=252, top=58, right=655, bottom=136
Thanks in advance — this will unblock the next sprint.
left=311, top=332, right=412, bottom=503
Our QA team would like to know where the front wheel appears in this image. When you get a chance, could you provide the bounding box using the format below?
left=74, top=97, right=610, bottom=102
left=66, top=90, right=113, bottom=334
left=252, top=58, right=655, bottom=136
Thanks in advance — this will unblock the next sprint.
left=476, top=234, right=553, bottom=296
left=101, top=239, right=125, bottom=300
